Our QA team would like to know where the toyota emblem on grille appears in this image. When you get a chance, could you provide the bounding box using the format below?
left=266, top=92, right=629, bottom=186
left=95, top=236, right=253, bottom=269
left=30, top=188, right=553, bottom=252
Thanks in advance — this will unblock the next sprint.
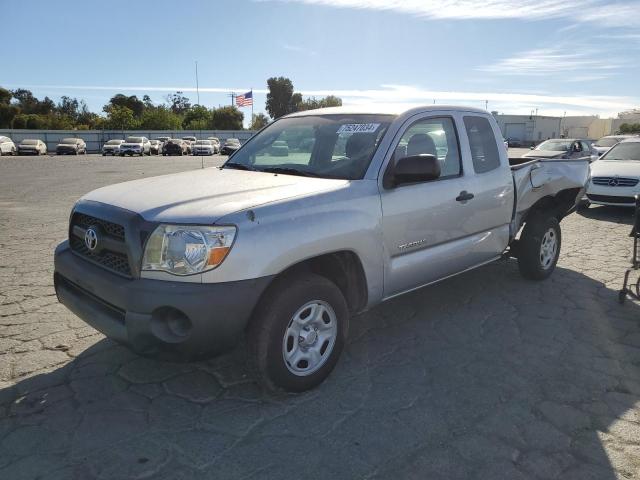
left=608, top=178, right=620, bottom=187
left=84, top=227, right=99, bottom=251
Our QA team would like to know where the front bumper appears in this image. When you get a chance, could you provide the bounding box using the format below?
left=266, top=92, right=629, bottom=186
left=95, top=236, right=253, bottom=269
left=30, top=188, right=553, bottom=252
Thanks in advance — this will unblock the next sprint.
left=54, top=241, right=273, bottom=359
left=57, top=147, right=78, bottom=154
left=586, top=183, right=639, bottom=207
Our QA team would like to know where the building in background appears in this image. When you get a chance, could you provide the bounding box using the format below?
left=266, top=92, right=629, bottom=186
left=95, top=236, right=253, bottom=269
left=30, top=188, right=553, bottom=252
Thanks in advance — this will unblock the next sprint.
left=492, top=112, right=637, bottom=146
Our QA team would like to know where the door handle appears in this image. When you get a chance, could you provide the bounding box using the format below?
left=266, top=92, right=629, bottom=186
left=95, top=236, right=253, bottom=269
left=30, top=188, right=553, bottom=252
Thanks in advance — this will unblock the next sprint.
left=456, top=191, right=475, bottom=202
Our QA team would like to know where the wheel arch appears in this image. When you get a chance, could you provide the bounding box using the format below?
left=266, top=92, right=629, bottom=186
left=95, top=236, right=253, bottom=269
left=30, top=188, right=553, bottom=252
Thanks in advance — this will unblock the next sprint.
left=524, top=187, right=582, bottom=223
left=251, top=250, right=369, bottom=319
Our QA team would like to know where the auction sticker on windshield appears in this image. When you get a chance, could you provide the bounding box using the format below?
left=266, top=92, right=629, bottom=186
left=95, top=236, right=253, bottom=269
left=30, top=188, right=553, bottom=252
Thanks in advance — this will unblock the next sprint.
left=337, top=123, right=380, bottom=134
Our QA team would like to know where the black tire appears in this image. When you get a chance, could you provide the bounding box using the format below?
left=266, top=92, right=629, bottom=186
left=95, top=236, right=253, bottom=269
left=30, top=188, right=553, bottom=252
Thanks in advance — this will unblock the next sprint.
left=517, top=214, right=561, bottom=280
left=247, top=272, right=349, bottom=392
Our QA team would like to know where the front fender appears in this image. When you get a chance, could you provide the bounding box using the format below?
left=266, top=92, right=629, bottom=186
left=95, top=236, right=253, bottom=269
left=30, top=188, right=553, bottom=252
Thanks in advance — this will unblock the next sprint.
left=202, top=181, right=385, bottom=307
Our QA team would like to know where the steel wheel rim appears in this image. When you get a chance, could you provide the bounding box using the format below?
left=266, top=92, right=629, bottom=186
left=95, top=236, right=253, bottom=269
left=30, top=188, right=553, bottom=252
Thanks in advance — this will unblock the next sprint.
left=539, top=228, right=558, bottom=270
left=282, top=300, right=338, bottom=376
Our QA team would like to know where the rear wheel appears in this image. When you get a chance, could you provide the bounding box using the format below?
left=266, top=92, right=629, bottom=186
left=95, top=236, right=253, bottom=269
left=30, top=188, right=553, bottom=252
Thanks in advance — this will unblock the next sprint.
left=517, top=214, right=561, bottom=280
left=247, top=272, right=349, bottom=392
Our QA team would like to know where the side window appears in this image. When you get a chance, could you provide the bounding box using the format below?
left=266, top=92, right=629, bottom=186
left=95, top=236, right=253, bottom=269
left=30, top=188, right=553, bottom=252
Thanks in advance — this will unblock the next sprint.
left=464, top=116, right=501, bottom=174
left=580, top=141, right=590, bottom=152
left=396, top=117, right=461, bottom=178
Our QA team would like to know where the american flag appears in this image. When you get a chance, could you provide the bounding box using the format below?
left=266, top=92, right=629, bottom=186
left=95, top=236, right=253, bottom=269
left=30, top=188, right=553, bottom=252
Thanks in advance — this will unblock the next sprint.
left=236, top=91, right=253, bottom=107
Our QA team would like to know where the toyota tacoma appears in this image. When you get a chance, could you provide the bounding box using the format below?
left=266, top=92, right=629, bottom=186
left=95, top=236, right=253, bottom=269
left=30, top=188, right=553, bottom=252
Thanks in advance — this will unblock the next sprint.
left=54, top=106, right=588, bottom=392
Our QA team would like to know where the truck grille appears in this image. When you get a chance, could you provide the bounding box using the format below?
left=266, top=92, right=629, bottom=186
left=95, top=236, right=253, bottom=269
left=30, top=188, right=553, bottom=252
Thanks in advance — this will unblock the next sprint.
left=69, top=213, right=132, bottom=277
left=72, top=213, right=125, bottom=240
left=591, top=177, right=639, bottom=187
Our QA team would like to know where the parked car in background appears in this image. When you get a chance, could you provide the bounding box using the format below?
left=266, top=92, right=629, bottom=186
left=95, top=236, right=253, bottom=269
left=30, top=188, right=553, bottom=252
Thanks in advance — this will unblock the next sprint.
left=523, top=138, right=597, bottom=161
left=182, top=136, right=197, bottom=154
left=162, top=138, right=188, bottom=156
left=53, top=105, right=588, bottom=392
left=102, top=139, right=124, bottom=156
left=207, top=137, right=221, bottom=153
left=155, top=136, right=171, bottom=144
left=592, top=135, right=636, bottom=157
left=192, top=139, right=216, bottom=156
left=149, top=140, right=162, bottom=155
left=220, top=138, right=241, bottom=155
left=119, top=136, right=151, bottom=156
left=56, top=138, right=86, bottom=155
left=0, top=136, right=16, bottom=156
left=18, top=139, right=47, bottom=155
left=582, top=138, right=640, bottom=208
left=506, top=138, right=523, bottom=148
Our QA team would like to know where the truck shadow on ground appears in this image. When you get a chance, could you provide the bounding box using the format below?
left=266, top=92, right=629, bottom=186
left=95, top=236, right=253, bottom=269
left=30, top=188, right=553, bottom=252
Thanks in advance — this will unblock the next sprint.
left=1, top=262, right=639, bottom=479
left=578, top=204, right=636, bottom=226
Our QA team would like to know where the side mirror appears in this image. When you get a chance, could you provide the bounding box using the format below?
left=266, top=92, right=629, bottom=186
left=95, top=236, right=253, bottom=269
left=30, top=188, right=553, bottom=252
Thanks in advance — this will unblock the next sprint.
left=383, top=154, right=441, bottom=189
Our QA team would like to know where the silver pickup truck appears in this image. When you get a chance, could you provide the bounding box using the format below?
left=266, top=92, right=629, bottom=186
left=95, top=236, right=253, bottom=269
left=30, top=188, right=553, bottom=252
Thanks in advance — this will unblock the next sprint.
left=54, top=106, right=588, bottom=392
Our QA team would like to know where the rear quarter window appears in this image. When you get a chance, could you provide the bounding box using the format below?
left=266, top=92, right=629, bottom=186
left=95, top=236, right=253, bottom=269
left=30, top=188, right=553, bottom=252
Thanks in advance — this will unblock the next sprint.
left=464, top=116, right=501, bottom=174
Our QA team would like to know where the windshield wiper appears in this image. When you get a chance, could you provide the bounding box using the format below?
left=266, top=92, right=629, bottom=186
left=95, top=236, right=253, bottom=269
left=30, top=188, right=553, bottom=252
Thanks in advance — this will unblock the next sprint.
left=258, top=167, right=320, bottom=177
left=223, top=162, right=255, bottom=171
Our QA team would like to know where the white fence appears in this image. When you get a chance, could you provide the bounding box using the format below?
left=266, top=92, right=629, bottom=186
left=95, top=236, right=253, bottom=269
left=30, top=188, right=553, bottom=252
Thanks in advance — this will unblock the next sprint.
left=0, top=129, right=256, bottom=153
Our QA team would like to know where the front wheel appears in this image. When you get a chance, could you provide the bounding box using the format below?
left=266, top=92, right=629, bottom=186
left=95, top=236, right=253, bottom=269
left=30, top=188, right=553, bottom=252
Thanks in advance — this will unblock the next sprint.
left=517, top=214, right=561, bottom=280
left=247, top=273, right=349, bottom=392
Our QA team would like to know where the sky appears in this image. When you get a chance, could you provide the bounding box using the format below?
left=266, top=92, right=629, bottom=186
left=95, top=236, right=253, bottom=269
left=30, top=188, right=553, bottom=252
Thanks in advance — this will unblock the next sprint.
left=2, top=0, right=640, bottom=125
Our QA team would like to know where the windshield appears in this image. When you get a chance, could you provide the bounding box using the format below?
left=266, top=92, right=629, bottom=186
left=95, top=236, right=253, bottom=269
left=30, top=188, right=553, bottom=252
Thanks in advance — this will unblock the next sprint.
left=22, top=139, right=38, bottom=145
left=225, top=139, right=240, bottom=144
left=594, top=137, right=623, bottom=147
left=601, top=142, right=640, bottom=161
left=195, top=140, right=211, bottom=145
left=106, top=140, right=122, bottom=145
left=223, top=114, right=394, bottom=180
left=125, top=137, right=143, bottom=143
left=60, top=138, right=78, bottom=144
left=535, top=140, right=573, bottom=151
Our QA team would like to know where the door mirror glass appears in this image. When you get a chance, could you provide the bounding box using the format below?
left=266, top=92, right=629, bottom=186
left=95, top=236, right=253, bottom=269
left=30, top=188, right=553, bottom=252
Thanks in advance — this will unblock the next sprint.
left=385, top=154, right=441, bottom=188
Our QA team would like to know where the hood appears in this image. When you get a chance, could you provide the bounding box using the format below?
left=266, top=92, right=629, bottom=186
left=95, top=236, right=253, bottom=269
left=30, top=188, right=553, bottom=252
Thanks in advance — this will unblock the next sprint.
left=522, top=150, right=565, bottom=159
left=590, top=160, right=640, bottom=178
left=593, top=145, right=610, bottom=154
left=82, top=167, right=349, bottom=223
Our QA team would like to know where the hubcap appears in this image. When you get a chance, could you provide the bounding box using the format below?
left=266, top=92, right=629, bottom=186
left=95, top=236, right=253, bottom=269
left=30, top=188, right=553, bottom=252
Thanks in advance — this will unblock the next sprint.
left=282, top=300, right=338, bottom=376
left=539, top=228, right=558, bottom=270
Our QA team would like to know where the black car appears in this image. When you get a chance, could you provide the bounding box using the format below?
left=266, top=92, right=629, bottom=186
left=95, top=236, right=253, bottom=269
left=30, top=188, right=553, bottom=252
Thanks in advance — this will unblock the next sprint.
left=220, top=138, right=241, bottom=155
left=56, top=137, right=87, bottom=155
left=162, top=139, right=188, bottom=156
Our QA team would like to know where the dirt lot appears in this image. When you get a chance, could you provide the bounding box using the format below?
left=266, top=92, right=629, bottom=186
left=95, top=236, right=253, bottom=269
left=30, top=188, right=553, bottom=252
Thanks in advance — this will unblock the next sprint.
left=0, top=154, right=639, bottom=479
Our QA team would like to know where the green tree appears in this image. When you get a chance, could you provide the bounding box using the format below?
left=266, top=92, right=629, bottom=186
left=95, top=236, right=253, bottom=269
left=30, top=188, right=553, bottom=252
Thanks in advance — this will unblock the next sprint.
left=295, top=95, right=343, bottom=112
left=166, top=92, right=191, bottom=115
left=619, top=123, right=640, bottom=134
left=139, top=107, right=183, bottom=130
left=11, top=89, right=55, bottom=115
left=266, top=77, right=297, bottom=119
left=105, top=105, right=139, bottom=130
left=105, top=94, right=145, bottom=117
left=211, top=106, right=244, bottom=130
left=0, top=87, right=11, bottom=105
left=183, top=105, right=211, bottom=129
left=250, top=113, right=269, bottom=130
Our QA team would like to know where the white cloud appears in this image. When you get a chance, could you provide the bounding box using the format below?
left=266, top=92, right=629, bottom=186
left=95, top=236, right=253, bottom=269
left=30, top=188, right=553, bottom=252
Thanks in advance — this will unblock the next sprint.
left=14, top=83, right=638, bottom=117
left=282, top=43, right=317, bottom=55
left=480, top=47, right=622, bottom=77
left=260, top=0, right=640, bottom=26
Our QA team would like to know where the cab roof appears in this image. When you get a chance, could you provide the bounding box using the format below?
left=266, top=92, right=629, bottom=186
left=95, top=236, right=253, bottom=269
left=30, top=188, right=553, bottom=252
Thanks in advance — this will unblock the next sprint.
left=284, top=104, right=489, bottom=118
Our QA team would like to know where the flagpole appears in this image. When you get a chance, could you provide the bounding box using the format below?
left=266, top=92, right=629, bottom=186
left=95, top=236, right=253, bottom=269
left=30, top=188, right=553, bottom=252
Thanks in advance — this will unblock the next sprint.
left=251, top=88, right=254, bottom=129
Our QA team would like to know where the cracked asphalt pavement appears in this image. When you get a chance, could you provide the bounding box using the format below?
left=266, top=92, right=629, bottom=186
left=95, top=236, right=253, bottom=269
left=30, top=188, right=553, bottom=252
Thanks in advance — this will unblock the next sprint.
left=1, top=154, right=639, bottom=479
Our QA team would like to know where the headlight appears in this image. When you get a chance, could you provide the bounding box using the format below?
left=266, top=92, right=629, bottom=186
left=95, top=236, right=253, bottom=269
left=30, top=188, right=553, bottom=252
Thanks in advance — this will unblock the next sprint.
left=142, top=225, right=236, bottom=275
